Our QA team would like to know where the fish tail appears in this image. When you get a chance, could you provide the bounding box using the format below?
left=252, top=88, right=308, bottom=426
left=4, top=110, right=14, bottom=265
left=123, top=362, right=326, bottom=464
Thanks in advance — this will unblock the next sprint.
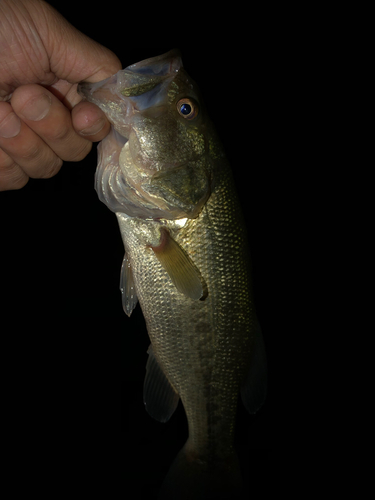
left=158, top=441, right=244, bottom=500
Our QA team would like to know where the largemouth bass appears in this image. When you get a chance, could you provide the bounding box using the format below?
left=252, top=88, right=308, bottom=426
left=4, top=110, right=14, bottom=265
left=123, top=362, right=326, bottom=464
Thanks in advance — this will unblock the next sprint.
left=78, top=49, right=267, bottom=500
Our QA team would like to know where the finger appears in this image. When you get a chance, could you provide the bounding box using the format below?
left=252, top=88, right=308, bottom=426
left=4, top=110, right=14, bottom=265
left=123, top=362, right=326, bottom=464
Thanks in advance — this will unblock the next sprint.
left=39, top=2, right=122, bottom=83
left=0, top=100, right=62, bottom=180
left=0, top=147, right=29, bottom=191
left=11, top=84, right=92, bottom=163
left=72, top=101, right=111, bottom=142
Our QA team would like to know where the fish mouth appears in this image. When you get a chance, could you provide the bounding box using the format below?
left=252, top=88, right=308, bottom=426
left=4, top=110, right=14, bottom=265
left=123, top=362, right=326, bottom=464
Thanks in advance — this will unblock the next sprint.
left=81, top=50, right=211, bottom=219
left=78, top=49, right=182, bottom=120
left=77, top=49, right=185, bottom=155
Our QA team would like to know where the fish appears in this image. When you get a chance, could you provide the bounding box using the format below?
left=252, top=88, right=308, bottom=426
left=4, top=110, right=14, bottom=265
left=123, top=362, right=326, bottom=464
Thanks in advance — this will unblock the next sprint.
left=78, top=49, right=267, bottom=500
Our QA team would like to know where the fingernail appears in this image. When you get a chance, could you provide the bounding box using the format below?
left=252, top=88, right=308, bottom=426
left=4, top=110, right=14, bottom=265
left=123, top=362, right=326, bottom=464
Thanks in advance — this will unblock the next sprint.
left=21, top=94, right=51, bottom=121
left=0, top=112, right=21, bottom=138
left=79, top=117, right=106, bottom=136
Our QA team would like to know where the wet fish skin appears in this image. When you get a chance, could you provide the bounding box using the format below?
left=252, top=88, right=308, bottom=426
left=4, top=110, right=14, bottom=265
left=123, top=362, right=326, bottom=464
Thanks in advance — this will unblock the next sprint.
left=78, top=49, right=266, bottom=499
left=116, top=159, right=255, bottom=447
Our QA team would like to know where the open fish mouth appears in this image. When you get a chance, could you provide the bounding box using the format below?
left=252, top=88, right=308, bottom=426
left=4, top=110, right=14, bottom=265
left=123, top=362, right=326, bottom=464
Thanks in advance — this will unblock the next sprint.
left=77, top=49, right=183, bottom=138
left=78, top=50, right=211, bottom=220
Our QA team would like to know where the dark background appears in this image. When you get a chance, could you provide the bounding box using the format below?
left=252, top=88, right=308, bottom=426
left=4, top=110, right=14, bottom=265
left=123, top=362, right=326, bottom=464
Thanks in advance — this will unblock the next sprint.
left=1, top=3, right=282, bottom=497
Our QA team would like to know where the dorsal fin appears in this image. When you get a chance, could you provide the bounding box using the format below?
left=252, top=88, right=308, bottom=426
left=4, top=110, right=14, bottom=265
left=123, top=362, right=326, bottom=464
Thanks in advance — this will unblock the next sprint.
left=144, top=346, right=180, bottom=423
left=151, top=228, right=204, bottom=300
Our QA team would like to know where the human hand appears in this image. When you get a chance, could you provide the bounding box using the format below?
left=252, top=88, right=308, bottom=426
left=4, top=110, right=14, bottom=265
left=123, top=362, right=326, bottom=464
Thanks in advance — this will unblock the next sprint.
left=0, top=0, right=121, bottom=190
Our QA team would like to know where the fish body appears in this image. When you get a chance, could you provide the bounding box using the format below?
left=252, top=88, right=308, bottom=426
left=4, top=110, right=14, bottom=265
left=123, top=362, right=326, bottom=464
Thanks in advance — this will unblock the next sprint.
left=78, top=50, right=266, bottom=499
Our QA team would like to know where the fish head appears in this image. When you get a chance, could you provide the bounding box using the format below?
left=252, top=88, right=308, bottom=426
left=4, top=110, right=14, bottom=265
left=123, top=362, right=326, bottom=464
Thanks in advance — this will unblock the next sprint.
left=78, top=50, right=220, bottom=219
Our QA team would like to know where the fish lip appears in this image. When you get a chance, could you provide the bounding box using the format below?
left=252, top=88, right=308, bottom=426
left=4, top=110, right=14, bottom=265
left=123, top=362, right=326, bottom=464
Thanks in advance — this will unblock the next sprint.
left=77, top=49, right=183, bottom=99
left=78, top=50, right=185, bottom=140
left=126, top=48, right=182, bottom=75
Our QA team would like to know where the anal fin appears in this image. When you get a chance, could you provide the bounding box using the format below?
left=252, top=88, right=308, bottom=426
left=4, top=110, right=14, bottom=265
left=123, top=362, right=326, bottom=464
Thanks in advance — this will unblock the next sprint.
left=144, top=345, right=179, bottom=423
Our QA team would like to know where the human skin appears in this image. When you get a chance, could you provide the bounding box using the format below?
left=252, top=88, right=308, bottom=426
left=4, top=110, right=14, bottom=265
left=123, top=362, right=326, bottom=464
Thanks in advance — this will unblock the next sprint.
left=0, top=0, right=122, bottom=190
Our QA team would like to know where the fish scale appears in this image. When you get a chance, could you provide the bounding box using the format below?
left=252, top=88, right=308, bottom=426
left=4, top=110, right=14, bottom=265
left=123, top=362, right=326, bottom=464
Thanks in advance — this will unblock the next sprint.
left=117, top=162, right=253, bottom=461
left=78, top=49, right=266, bottom=499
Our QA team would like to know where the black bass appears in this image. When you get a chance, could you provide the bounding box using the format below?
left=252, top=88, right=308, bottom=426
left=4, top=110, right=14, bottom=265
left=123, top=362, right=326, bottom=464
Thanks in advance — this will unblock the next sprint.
left=78, top=50, right=267, bottom=500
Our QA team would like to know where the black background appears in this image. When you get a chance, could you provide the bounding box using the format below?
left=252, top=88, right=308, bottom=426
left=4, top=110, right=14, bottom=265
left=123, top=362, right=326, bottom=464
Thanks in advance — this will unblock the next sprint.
left=1, top=3, right=282, bottom=497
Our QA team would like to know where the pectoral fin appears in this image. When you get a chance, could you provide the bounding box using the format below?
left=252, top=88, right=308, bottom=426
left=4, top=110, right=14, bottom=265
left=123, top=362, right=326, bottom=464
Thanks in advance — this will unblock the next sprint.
left=241, top=320, right=268, bottom=414
left=151, top=228, right=204, bottom=300
left=144, top=346, right=180, bottom=423
left=119, top=253, right=138, bottom=317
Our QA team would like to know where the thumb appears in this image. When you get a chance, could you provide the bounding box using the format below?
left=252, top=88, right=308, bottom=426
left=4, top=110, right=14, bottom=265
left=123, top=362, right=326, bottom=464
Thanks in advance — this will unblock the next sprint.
left=33, top=1, right=122, bottom=83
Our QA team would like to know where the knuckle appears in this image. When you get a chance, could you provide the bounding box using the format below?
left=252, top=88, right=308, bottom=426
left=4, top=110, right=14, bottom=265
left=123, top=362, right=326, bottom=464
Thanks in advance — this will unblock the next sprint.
left=0, top=158, right=29, bottom=191
left=18, top=143, right=62, bottom=179
left=20, top=143, right=40, bottom=162
left=39, top=158, right=63, bottom=179
left=50, top=124, right=71, bottom=142
left=68, top=141, right=92, bottom=162
left=7, top=175, right=29, bottom=190
left=43, top=123, right=92, bottom=162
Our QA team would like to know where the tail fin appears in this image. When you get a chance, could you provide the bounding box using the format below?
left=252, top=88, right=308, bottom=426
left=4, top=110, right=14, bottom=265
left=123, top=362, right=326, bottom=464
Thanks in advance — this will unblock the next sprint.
left=158, top=442, right=245, bottom=500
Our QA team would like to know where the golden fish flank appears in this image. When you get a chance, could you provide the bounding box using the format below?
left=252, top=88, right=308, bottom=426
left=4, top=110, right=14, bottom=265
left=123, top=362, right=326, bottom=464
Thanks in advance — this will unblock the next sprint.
left=78, top=49, right=267, bottom=500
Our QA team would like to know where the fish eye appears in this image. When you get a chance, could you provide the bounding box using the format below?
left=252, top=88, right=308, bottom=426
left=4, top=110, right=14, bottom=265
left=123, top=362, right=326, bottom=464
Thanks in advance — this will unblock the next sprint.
left=177, top=98, right=199, bottom=120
